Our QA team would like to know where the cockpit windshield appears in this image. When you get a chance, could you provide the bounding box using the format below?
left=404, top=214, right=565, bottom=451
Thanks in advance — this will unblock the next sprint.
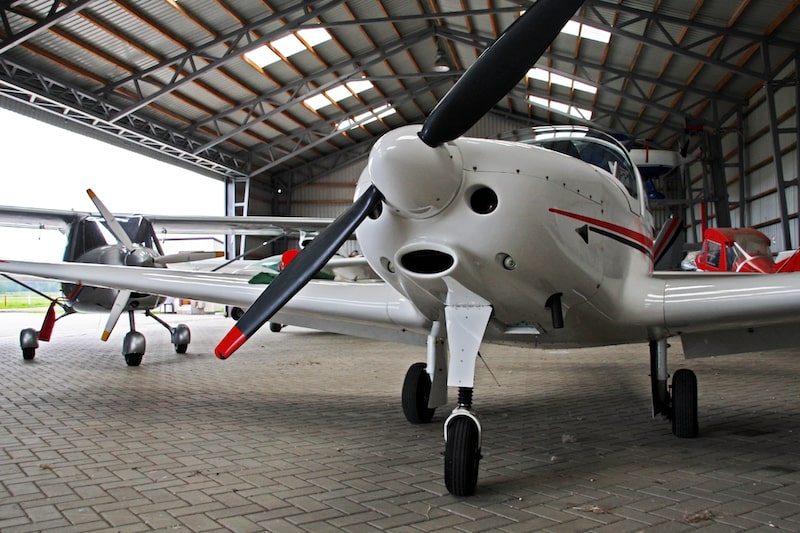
left=514, top=126, right=640, bottom=199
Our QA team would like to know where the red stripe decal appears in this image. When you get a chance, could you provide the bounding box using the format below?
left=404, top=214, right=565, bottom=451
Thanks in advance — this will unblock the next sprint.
left=549, top=208, right=653, bottom=250
left=215, top=326, right=248, bottom=360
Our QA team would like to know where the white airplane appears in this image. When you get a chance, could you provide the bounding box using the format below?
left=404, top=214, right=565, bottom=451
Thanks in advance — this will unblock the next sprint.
left=2, top=0, right=800, bottom=496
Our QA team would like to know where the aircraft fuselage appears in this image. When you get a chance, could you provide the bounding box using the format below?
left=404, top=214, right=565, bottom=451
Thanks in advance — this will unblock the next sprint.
left=356, top=125, right=661, bottom=348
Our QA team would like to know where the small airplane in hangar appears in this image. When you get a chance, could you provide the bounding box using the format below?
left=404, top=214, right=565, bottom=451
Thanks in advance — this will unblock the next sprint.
left=690, top=226, right=800, bottom=274
left=3, top=0, right=800, bottom=496
left=0, top=189, right=329, bottom=365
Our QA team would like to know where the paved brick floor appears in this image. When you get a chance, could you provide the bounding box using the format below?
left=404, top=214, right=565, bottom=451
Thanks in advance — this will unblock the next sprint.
left=1, top=311, right=799, bottom=532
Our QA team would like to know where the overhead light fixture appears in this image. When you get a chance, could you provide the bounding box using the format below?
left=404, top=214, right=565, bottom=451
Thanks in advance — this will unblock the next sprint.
left=433, top=50, right=450, bottom=73
left=431, top=35, right=450, bottom=73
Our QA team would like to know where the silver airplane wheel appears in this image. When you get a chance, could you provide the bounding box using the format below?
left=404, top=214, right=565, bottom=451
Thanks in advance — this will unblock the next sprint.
left=401, top=362, right=435, bottom=424
left=671, top=368, right=698, bottom=438
left=444, top=416, right=481, bottom=496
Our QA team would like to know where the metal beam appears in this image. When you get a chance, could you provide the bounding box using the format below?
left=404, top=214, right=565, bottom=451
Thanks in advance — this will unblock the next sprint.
left=0, top=0, right=98, bottom=54
left=0, top=57, right=249, bottom=179
left=247, top=77, right=454, bottom=178
left=105, top=0, right=347, bottom=122
left=193, top=29, right=432, bottom=153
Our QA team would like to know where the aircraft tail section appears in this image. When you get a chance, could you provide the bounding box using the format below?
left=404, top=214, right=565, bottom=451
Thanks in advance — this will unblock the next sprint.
left=653, top=215, right=683, bottom=270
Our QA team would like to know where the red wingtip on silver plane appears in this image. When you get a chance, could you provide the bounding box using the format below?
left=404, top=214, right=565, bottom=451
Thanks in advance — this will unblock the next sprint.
left=4, top=1, right=800, bottom=496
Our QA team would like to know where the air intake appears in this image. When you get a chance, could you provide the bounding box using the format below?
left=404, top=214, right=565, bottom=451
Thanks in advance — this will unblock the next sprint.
left=399, top=249, right=455, bottom=275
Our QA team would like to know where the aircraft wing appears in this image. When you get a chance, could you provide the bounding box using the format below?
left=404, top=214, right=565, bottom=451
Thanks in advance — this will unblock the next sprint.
left=0, top=259, right=429, bottom=346
left=0, top=205, right=85, bottom=231
left=144, top=214, right=333, bottom=236
left=656, top=270, right=800, bottom=357
left=0, top=205, right=333, bottom=236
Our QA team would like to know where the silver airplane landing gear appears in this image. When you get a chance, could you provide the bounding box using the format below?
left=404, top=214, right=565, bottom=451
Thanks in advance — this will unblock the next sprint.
left=20, top=328, right=38, bottom=361
left=123, top=311, right=145, bottom=366
left=144, top=309, right=191, bottom=355
left=649, top=339, right=698, bottom=438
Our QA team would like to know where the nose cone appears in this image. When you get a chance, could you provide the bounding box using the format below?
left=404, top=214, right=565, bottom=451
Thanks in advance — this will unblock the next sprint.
left=367, top=125, right=462, bottom=219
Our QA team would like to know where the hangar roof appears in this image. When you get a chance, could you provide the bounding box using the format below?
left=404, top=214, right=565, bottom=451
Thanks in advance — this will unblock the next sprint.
left=0, top=0, right=797, bottom=192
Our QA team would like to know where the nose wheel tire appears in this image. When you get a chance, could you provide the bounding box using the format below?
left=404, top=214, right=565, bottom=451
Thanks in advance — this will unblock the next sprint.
left=444, top=416, right=482, bottom=496
left=671, top=368, right=698, bottom=438
left=402, top=362, right=435, bottom=424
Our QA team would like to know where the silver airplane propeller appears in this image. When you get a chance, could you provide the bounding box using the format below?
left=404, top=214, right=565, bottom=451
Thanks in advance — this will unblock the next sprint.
left=86, top=188, right=220, bottom=341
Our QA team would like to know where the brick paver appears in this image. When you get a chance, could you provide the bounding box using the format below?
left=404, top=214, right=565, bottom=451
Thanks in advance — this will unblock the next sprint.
left=1, top=311, right=799, bottom=531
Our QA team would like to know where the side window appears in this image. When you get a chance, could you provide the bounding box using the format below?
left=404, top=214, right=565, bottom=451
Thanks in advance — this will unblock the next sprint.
left=574, top=141, right=638, bottom=199
left=706, top=241, right=722, bottom=268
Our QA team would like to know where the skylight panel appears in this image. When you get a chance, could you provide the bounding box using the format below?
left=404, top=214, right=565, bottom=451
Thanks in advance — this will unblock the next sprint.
left=272, top=34, right=305, bottom=57
left=243, top=27, right=332, bottom=69
left=244, top=46, right=280, bottom=68
left=526, top=68, right=598, bottom=95
left=528, top=68, right=549, bottom=82
left=304, top=94, right=331, bottom=111
left=303, top=80, right=375, bottom=111
left=561, top=20, right=611, bottom=43
left=336, top=104, right=396, bottom=131
left=573, top=80, right=598, bottom=95
left=325, top=85, right=352, bottom=102
left=528, top=95, right=593, bottom=120
left=297, top=27, right=332, bottom=47
left=550, top=72, right=573, bottom=89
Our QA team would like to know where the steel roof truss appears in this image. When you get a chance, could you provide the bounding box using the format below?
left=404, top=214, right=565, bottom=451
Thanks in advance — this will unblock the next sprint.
left=104, top=0, right=347, bottom=123
left=193, top=29, right=431, bottom=154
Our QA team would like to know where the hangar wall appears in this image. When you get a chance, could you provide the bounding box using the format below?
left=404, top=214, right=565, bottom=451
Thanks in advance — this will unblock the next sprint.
left=684, top=61, right=798, bottom=251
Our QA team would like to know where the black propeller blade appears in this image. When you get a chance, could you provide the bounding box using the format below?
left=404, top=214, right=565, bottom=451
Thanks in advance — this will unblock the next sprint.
left=418, top=0, right=586, bottom=148
left=215, top=185, right=382, bottom=359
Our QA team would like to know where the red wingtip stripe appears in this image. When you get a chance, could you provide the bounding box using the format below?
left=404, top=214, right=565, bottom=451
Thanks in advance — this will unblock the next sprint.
left=215, top=326, right=248, bottom=360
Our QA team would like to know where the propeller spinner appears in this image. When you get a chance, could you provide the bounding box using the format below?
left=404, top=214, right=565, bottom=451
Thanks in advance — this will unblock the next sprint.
left=215, top=0, right=586, bottom=359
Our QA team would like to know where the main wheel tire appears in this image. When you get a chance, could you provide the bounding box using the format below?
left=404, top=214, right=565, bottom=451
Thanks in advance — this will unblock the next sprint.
left=22, top=347, right=35, bottom=361
left=175, top=343, right=188, bottom=354
left=402, top=362, right=435, bottom=424
left=672, top=368, right=698, bottom=438
left=444, top=416, right=481, bottom=496
left=125, top=353, right=143, bottom=367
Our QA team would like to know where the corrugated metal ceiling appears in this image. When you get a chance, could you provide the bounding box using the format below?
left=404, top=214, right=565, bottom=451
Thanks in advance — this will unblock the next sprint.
left=0, top=0, right=797, bottom=192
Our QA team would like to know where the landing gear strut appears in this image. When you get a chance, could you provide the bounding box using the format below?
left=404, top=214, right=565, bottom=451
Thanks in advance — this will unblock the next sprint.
left=121, top=310, right=192, bottom=366
left=145, top=309, right=191, bottom=355
left=649, top=339, right=698, bottom=438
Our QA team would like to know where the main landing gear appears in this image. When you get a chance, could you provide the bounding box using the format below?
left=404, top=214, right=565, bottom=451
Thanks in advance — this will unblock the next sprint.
left=401, top=331, right=701, bottom=497
left=650, top=338, right=699, bottom=438
left=18, top=309, right=191, bottom=366
left=123, top=309, right=192, bottom=366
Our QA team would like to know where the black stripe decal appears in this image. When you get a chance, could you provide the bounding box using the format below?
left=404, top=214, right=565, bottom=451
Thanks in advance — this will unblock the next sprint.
left=590, top=227, right=653, bottom=257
